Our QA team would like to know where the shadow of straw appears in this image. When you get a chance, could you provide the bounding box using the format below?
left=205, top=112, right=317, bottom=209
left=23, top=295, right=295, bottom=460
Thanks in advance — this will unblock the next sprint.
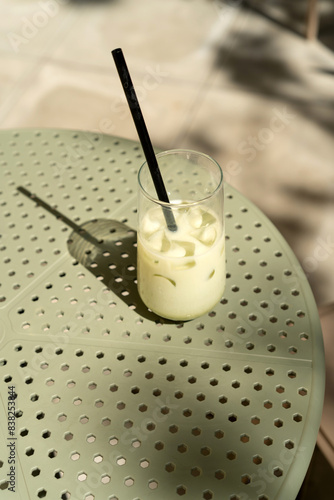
left=17, top=186, right=171, bottom=323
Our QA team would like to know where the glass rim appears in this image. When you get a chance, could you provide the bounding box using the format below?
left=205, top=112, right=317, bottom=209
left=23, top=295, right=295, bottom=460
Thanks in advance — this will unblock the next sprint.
left=138, top=149, right=223, bottom=208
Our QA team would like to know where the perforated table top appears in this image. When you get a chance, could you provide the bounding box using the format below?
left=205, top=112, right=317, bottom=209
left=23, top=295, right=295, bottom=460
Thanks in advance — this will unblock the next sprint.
left=0, top=129, right=325, bottom=500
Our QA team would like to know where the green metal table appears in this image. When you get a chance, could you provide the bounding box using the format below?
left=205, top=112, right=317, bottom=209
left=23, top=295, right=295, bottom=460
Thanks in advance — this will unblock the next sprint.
left=0, top=129, right=325, bottom=500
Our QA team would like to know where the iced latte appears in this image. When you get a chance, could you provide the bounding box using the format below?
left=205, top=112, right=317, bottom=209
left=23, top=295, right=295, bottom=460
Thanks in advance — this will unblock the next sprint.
left=137, top=150, right=225, bottom=321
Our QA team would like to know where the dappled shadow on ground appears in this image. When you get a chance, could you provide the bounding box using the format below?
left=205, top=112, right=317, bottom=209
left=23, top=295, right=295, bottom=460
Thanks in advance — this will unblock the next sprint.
left=245, top=0, right=309, bottom=37
left=209, top=5, right=334, bottom=304
left=245, top=0, right=334, bottom=50
left=213, top=21, right=334, bottom=137
left=319, top=18, right=334, bottom=52
left=68, top=0, right=118, bottom=5
left=215, top=33, right=304, bottom=98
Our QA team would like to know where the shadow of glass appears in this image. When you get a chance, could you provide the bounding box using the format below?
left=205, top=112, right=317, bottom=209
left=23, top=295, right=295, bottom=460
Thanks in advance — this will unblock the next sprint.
left=16, top=186, right=173, bottom=324
left=67, top=218, right=174, bottom=324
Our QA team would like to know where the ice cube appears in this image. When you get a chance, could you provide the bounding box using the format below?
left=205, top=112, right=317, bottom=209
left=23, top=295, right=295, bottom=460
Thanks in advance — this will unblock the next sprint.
left=161, top=233, right=171, bottom=252
left=167, top=242, right=187, bottom=257
left=174, top=241, right=195, bottom=257
left=142, top=217, right=161, bottom=238
left=201, top=210, right=216, bottom=227
left=188, top=208, right=203, bottom=229
left=147, top=230, right=164, bottom=251
left=197, top=226, right=217, bottom=246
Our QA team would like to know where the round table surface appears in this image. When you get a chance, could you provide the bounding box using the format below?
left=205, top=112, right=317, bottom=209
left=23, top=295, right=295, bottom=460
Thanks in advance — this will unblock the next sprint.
left=0, top=129, right=325, bottom=500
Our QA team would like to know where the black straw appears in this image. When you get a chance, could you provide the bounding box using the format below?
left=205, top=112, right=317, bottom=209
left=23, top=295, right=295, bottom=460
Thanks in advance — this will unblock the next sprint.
left=112, top=48, right=177, bottom=232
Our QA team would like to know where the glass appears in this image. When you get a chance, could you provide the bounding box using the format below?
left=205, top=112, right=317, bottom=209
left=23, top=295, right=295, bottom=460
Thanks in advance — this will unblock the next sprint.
left=137, top=149, right=225, bottom=321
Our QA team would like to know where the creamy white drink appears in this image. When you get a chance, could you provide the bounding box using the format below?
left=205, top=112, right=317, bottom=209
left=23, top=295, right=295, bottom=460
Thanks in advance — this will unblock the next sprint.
left=137, top=149, right=225, bottom=321
left=137, top=203, right=225, bottom=320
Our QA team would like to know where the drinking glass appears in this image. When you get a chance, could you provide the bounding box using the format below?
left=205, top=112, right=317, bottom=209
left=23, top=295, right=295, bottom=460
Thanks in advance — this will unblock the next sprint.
left=137, top=149, right=225, bottom=321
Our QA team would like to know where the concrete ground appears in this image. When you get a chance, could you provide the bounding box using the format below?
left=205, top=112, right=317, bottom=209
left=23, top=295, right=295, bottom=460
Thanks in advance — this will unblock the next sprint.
left=0, top=0, right=333, bottom=497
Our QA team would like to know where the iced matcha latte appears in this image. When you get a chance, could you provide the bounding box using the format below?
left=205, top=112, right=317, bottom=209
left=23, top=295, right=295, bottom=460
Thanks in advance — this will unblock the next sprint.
left=137, top=150, right=225, bottom=321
